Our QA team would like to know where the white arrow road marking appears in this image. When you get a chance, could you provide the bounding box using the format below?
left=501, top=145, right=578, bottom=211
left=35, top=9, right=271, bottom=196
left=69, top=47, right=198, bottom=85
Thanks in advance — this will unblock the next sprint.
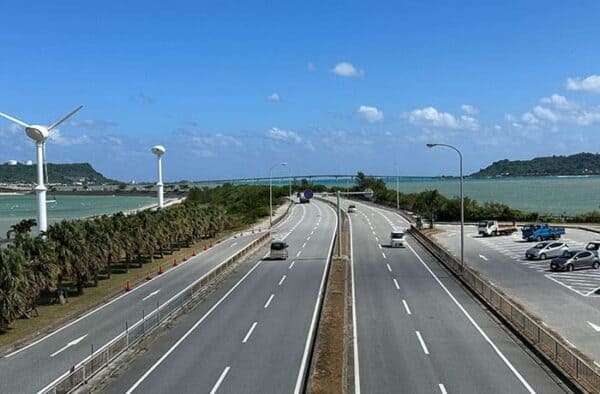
left=142, top=289, right=161, bottom=301
left=479, top=254, right=488, bottom=261
left=50, top=334, right=88, bottom=357
left=587, top=321, right=600, bottom=332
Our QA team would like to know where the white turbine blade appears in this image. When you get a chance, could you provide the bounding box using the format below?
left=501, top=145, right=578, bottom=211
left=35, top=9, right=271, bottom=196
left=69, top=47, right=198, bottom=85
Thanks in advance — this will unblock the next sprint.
left=48, top=105, right=83, bottom=130
left=0, top=112, right=30, bottom=128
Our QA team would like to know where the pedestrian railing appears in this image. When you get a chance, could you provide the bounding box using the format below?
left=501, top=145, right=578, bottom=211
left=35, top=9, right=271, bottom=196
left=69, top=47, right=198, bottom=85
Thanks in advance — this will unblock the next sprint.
left=42, top=231, right=271, bottom=394
left=410, top=225, right=600, bottom=392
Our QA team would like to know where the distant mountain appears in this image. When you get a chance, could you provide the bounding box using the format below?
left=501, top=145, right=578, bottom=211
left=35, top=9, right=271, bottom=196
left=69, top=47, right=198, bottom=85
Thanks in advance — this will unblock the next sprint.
left=471, top=153, right=600, bottom=177
left=0, top=162, right=117, bottom=185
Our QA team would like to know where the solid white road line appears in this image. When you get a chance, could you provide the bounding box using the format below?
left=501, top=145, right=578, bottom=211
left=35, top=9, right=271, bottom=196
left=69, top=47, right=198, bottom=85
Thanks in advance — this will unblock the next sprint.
left=415, top=331, right=429, bottom=355
left=142, top=289, right=161, bottom=301
left=49, top=334, right=88, bottom=358
left=348, top=210, right=361, bottom=394
left=294, top=203, right=337, bottom=394
left=242, top=322, right=258, bottom=343
left=405, top=243, right=535, bottom=393
left=278, top=275, right=287, bottom=286
left=125, top=258, right=265, bottom=393
left=264, top=294, right=275, bottom=309
left=439, top=383, right=448, bottom=394
left=289, top=261, right=295, bottom=269
left=386, top=264, right=392, bottom=273
left=393, top=279, right=400, bottom=290
left=210, top=366, right=230, bottom=394
left=402, top=299, right=412, bottom=315
left=479, top=254, right=489, bottom=261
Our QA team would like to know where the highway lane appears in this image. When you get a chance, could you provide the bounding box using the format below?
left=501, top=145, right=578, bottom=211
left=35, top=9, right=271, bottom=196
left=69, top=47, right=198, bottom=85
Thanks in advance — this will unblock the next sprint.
left=100, top=199, right=336, bottom=394
left=0, top=205, right=295, bottom=394
left=342, top=199, right=568, bottom=394
left=435, top=224, right=600, bottom=364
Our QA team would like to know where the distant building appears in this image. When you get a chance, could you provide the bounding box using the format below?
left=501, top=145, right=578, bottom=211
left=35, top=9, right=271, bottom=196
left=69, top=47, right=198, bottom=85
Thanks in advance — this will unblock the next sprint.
left=25, top=160, right=33, bottom=166
left=6, top=160, right=17, bottom=165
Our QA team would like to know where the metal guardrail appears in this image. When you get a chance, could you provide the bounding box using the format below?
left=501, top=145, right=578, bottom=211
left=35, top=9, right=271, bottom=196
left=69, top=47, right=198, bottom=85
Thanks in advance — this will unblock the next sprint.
left=42, top=232, right=271, bottom=394
left=409, top=225, right=600, bottom=392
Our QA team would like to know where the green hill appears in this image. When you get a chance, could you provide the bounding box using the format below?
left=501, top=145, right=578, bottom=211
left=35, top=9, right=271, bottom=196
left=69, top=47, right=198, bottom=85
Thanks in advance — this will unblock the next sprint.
left=471, top=153, right=600, bottom=177
left=0, top=162, right=116, bottom=185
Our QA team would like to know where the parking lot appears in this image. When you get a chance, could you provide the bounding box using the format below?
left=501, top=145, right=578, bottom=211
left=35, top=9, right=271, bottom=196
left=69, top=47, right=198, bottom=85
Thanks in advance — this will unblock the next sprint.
left=436, top=225, right=600, bottom=297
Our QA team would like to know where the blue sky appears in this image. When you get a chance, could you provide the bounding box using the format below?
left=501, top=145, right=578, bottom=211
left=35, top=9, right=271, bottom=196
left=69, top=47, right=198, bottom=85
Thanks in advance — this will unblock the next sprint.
left=1, top=1, right=600, bottom=182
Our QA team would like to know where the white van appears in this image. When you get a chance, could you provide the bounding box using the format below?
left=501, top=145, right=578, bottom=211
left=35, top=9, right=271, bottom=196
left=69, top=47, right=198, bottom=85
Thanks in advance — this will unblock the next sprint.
left=269, top=241, right=289, bottom=260
left=390, top=227, right=405, bottom=248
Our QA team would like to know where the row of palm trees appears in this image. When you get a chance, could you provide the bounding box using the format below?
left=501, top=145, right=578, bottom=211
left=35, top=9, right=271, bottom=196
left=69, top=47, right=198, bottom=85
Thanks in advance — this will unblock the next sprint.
left=0, top=201, right=228, bottom=331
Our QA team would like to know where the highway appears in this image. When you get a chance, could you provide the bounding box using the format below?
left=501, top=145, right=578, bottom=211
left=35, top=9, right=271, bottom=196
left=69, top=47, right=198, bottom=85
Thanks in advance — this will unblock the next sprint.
left=99, top=199, right=336, bottom=394
left=336, top=199, right=568, bottom=393
left=0, top=214, right=279, bottom=394
left=435, top=223, right=600, bottom=364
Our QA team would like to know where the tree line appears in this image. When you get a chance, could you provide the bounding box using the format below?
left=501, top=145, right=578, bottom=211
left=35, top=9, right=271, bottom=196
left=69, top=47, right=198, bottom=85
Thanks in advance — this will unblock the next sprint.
left=0, top=184, right=288, bottom=331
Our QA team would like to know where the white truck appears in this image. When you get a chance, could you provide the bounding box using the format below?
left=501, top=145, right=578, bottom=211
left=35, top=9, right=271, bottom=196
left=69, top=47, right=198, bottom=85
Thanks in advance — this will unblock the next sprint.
left=390, top=227, right=406, bottom=248
left=478, top=220, right=518, bottom=237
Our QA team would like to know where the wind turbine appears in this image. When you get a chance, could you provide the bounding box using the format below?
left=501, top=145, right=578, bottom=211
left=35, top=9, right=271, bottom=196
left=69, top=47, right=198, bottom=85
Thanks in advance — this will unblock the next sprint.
left=0, top=106, right=83, bottom=234
left=151, top=145, right=166, bottom=209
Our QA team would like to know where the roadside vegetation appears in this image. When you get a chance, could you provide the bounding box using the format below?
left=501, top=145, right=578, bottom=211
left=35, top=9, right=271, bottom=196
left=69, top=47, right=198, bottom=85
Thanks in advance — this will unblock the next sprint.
left=0, top=184, right=287, bottom=337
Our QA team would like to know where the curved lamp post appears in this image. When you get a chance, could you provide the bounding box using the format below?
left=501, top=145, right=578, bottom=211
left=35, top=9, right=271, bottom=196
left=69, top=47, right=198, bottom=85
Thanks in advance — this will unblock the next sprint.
left=426, top=143, right=464, bottom=270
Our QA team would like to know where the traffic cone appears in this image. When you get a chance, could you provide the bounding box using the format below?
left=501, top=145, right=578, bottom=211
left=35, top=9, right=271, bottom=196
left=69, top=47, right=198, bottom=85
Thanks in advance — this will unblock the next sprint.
left=125, top=281, right=132, bottom=291
left=210, top=242, right=213, bottom=248
left=204, top=244, right=207, bottom=251
left=183, top=256, right=188, bottom=261
left=173, top=258, right=178, bottom=267
left=158, top=265, right=163, bottom=275
left=192, top=250, right=196, bottom=256
left=146, top=272, right=152, bottom=281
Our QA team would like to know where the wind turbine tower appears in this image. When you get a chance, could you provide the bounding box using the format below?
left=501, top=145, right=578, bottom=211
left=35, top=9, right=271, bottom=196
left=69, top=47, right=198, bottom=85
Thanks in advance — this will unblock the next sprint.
left=0, top=106, right=83, bottom=234
left=151, top=145, right=166, bottom=209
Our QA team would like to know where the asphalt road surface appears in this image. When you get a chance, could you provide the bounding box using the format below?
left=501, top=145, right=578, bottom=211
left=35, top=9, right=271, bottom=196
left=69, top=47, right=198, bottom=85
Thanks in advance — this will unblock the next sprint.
left=0, top=216, right=278, bottom=394
left=338, top=199, right=569, bottom=394
left=435, top=223, right=600, bottom=365
left=100, top=199, right=336, bottom=394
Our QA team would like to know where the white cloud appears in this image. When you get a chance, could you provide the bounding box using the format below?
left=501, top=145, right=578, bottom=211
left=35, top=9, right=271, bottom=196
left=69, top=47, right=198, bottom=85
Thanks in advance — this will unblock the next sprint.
left=266, top=127, right=302, bottom=144
left=68, top=119, right=117, bottom=130
left=565, top=75, right=600, bottom=93
left=48, top=129, right=92, bottom=146
left=307, top=62, right=316, bottom=71
left=521, top=112, right=540, bottom=125
left=405, top=106, right=479, bottom=130
left=331, top=62, right=364, bottom=77
left=540, top=94, right=573, bottom=109
left=460, top=104, right=479, bottom=115
left=0, top=123, right=21, bottom=137
left=511, top=94, right=600, bottom=128
left=189, top=133, right=242, bottom=147
left=356, top=105, right=384, bottom=123
left=267, top=92, right=280, bottom=102
left=532, top=105, right=558, bottom=123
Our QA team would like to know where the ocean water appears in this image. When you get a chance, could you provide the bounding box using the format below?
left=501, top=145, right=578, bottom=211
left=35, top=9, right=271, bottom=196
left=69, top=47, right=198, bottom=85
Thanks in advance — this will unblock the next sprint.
left=0, top=194, right=157, bottom=237
left=265, top=175, right=600, bottom=216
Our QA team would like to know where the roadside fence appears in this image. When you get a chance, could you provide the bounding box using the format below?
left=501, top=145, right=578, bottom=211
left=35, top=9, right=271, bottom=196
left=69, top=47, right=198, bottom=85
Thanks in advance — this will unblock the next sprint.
left=410, top=225, right=600, bottom=392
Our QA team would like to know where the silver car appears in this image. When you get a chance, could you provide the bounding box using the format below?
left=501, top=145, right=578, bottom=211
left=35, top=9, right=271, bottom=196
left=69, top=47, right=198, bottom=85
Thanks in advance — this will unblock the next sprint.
left=550, top=250, right=600, bottom=272
left=525, top=241, right=568, bottom=260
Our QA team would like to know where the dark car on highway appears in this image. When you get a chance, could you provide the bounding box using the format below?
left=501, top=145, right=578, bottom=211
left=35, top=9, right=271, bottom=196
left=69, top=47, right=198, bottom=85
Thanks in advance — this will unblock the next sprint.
left=550, top=249, right=600, bottom=272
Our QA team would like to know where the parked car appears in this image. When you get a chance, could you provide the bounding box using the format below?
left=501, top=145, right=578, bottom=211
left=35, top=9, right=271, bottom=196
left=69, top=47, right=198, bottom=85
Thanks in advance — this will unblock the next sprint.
left=525, top=241, right=568, bottom=260
left=550, top=249, right=600, bottom=272
left=348, top=204, right=357, bottom=213
left=269, top=241, right=289, bottom=260
left=390, top=227, right=405, bottom=248
left=585, top=240, right=600, bottom=257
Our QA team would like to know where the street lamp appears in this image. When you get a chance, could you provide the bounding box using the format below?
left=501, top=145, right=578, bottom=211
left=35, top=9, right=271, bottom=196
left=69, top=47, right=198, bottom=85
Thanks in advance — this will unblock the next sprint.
left=426, top=143, right=464, bottom=270
left=269, top=162, right=287, bottom=228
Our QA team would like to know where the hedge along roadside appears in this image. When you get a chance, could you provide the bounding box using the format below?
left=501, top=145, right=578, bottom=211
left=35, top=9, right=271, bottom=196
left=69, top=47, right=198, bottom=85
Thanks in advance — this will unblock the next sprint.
left=40, top=231, right=272, bottom=394
left=409, top=225, right=600, bottom=393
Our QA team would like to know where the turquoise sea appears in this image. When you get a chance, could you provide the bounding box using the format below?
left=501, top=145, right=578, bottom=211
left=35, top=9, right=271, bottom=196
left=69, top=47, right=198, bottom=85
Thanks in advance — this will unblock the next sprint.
left=0, top=194, right=156, bottom=238
left=261, top=175, right=600, bottom=216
